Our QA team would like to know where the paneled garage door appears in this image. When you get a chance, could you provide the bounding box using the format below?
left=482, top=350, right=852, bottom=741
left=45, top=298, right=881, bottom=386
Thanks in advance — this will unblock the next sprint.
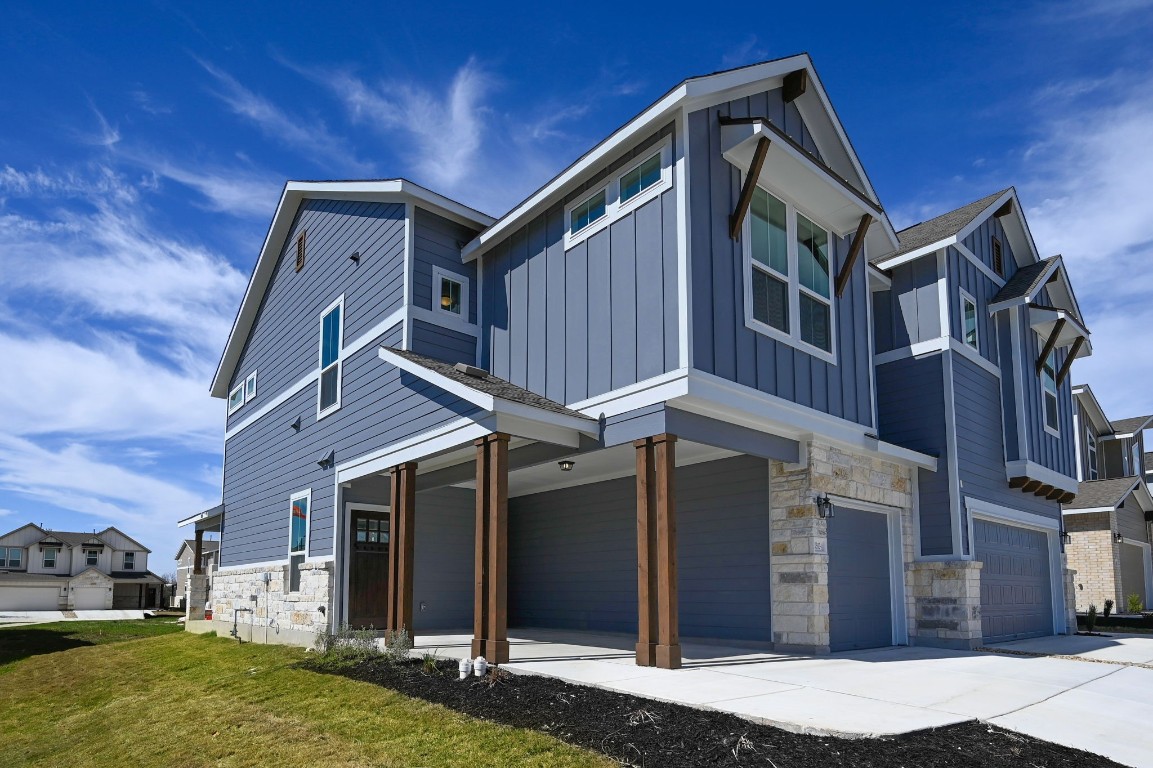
left=0, top=586, right=60, bottom=610
left=828, top=507, right=892, bottom=652
left=974, top=519, right=1052, bottom=643
left=73, top=586, right=107, bottom=610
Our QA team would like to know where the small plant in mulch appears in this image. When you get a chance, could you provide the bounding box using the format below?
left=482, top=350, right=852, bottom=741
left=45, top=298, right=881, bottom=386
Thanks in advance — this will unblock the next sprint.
left=1128, top=594, right=1144, bottom=614
left=382, top=627, right=413, bottom=664
left=312, top=623, right=383, bottom=666
left=1103, top=599, right=1114, bottom=619
left=1084, top=604, right=1099, bottom=634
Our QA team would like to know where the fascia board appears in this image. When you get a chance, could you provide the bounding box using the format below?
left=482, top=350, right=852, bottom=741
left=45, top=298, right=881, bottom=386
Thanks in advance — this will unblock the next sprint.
left=873, top=242, right=953, bottom=272
left=953, top=189, right=1015, bottom=245
left=1062, top=507, right=1116, bottom=515
left=1073, top=385, right=1113, bottom=434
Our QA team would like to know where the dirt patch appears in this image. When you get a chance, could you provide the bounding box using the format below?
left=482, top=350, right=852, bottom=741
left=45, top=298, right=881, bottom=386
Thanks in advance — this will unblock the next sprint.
left=304, top=656, right=1123, bottom=767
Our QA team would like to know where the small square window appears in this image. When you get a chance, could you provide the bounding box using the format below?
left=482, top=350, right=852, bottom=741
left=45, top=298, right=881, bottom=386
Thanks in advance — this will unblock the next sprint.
left=440, top=276, right=462, bottom=315
left=569, top=190, right=606, bottom=235
left=227, top=384, right=245, bottom=415
left=245, top=372, right=257, bottom=402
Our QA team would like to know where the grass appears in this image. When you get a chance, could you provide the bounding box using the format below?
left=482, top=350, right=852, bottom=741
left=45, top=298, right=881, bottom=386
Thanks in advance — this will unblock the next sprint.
left=0, top=623, right=611, bottom=768
left=0, top=619, right=184, bottom=668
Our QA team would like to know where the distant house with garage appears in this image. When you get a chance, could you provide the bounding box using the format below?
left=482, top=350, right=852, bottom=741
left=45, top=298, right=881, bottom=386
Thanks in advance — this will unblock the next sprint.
left=0, top=523, right=163, bottom=611
left=174, top=538, right=219, bottom=609
left=1064, top=386, right=1153, bottom=612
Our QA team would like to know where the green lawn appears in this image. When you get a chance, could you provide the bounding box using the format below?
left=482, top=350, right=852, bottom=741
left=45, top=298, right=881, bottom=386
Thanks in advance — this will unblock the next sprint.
left=0, top=623, right=611, bottom=768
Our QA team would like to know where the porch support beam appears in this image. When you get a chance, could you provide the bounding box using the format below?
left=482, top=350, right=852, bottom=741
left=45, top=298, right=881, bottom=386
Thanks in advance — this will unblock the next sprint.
left=728, top=136, right=771, bottom=240
left=472, top=433, right=510, bottom=664
left=386, top=461, right=417, bottom=638
left=834, top=213, right=873, bottom=298
left=635, top=433, right=681, bottom=669
left=193, top=529, right=204, bottom=576
left=1055, top=336, right=1084, bottom=386
left=1035, top=318, right=1065, bottom=375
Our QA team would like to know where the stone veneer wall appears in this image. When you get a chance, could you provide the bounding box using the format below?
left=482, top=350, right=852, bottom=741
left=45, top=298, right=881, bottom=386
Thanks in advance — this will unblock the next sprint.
left=907, top=560, right=983, bottom=648
left=768, top=441, right=916, bottom=653
left=1065, top=512, right=1119, bottom=612
left=208, top=561, right=333, bottom=646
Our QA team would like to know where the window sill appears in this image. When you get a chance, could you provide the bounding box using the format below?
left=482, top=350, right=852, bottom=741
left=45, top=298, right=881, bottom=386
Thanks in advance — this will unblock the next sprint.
left=1044, top=425, right=1061, bottom=439
left=316, top=403, right=341, bottom=422
left=744, top=317, right=837, bottom=366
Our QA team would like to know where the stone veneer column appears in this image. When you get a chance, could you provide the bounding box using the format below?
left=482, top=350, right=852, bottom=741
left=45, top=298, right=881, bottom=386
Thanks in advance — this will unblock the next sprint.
left=907, top=561, right=983, bottom=648
left=186, top=573, right=208, bottom=620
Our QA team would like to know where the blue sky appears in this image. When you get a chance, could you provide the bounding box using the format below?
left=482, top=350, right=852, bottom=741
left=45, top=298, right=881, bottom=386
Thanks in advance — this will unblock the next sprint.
left=1, top=1, right=1151, bottom=567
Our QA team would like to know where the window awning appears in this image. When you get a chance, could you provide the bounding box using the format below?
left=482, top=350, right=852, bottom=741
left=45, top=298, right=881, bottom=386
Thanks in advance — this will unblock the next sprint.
left=1029, top=308, right=1092, bottom=360
left=719, top=117, right=896, bottom=258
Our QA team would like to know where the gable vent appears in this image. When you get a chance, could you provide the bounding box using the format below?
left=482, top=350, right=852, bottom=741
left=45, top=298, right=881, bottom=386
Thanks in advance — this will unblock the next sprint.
left=991, top=236, right=1003, bottom=276
left=295, top=230, right=307, bottom=273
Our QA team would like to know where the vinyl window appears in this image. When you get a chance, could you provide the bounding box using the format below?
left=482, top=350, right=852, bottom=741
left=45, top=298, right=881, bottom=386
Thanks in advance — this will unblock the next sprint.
left=569, top=189, right=607, bottom=236
left=433, top=266, right=470, bottom=323
left=619, top=152, right=662, bottom=204
left=318, top=297, right=343, bottom=418
left=1041, top=347, right=1059, bottom=435
left=0, top=547, right=20, bottom=568
left=744, top=185, right=835, bottom=361
left=288, top=490, right=310, bottom=592
left=564, top=137, right=673, bottom=248
left=123, top=552, right=135, bottom=570
left=84, top=549, right=99, bottom=567
left=960, top=290, right=979, bottom=351
left=43, top=548, right=58, bottom=569
left=227, top=384, right=245, bottom=415
left=245, top=372, right=257, bottom=402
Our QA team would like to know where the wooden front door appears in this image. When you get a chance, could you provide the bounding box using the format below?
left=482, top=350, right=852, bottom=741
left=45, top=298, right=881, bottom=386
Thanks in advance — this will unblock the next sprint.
left=348, top=509, right=391, bottom=629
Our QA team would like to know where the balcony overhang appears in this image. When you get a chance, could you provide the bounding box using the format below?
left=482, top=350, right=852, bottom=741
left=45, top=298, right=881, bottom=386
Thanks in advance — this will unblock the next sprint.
left=1006, top=460, right=1078, bottom=502
left=719, top=116, right=897, bottom=259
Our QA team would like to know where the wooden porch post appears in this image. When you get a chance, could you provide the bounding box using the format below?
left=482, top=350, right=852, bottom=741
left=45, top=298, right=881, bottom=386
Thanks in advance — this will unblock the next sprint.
left=386, top=461, right=417, bottom=638
left=193, top=530, right=204, bottom=576
left=634, top=434, right=680, bottom=669
left=472, top=433, right=510, bottom=664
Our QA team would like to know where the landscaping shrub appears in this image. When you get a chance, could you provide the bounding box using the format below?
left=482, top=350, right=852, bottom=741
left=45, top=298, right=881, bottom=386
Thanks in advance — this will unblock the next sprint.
left=1085, top=604, right=1097, bottom=633
left=1103, top=599, right=1114, bottom=619
left=313, top=623, right=382, bottom=665
left=1127, top=594, right=1143, bottom=614
left=383, top=627, right=413, bottom=664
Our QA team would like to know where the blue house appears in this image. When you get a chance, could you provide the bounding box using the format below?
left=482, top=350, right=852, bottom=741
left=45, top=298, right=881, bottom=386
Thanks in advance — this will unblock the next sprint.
left=871, top=188, right=1091, bottom=645
left=185, top=54, right=1081, bottom=665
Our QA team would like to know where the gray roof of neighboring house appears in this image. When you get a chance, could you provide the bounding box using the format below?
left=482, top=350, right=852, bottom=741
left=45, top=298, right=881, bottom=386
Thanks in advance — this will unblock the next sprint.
left=881, top=189, right=1009, bottom=263
left=179, top=539, right=220, bottom=556
left=0, top=571, right=69, bottom=582
left=383, top=348, right=590, bottom=419
left=990, top=256, right=1061, bottom=306
left=1065, top=477, right=1142, bottom=510
left=1111, top=416, right=1153, bottom=436
left=111, top=571, right=163, bottom=581
left=40, top=531, right=106, bottom=547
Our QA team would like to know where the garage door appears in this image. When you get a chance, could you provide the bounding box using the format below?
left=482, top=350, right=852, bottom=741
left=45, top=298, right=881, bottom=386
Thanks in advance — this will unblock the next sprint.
left=1120, top=543, right=1148, bottom=612
left=0, top=586, right=60, bottom=610
left=974, top=519, right=1052, bottom=643
left=73, top=586, right=107, bottom=610
left=828, top=507, right=892, bottom=652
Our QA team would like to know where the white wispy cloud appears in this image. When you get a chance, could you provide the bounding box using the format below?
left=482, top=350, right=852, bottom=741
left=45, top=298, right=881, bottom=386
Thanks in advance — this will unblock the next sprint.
left=196, top=57, right=374, bottom=175
left=117, top=150, right=280, bottom=217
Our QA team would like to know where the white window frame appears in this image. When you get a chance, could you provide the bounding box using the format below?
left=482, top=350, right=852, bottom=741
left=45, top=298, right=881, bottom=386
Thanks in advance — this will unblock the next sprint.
left=1132, top=441, right=1142, bottom=480
left=564, top=137, right=673, bottom=249
left=317, top=295, right=345, bottom=421
left=123, top=551, right=135, bottom=570
left=43, top=548, right=58, bottom=569
left=84, top=549, right=99, bottom=567
left=741, top=182, right=838, bottom=365
left=288, top=488, right=312, bottom=593
left=432, top=266, right=471, bottom=324
left=1041, top=346, right=1060, bottom=437
left=227, top=383, right=245, bottom=415
left=1087, top=430, right=1098, bottom=481
left=959, top=289, right=979, bottom=352
left=245, top=371, right=257, bottom=402
left=5, top=547, right=20, bottom=568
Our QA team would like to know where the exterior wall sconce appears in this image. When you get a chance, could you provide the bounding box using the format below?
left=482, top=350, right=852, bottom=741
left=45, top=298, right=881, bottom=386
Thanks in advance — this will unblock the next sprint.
left=558, top=460, right=575, bottom=472
left=290, top=416, right=302, bottom=431
left=1114, top=531, right=1124, bottom=543
left=318, top=449, right=335, bottom=469
left=815, top=493, right=834, bottom=519
left=1060, top=528, right=1071, bottom=552
left=349, top=251, right=361, bottom=264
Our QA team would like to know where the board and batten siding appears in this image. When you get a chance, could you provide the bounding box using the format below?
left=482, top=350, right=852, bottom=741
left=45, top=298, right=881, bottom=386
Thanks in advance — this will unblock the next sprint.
left=220, top=324, right=483, bottom=567
left=509, top=455, right=772, bottom=641
left=1017, top=293, right=1077, bottom=479
left=1116, top=502, right=1149, bottom=543
left=687, top=97, right=872, bottom=428
left=874, top=257, right=942, bottom=354
left=226, top=199, right=407, bottom=431
left=961, top=214, right=1015, bottom=279
left=412, top=207, right=480, bottom=325
left=876, top=355, right=953, bottom=555
left=481, top=125, right=679, bottom=406
left=947, top=247, right=1000, bottom=366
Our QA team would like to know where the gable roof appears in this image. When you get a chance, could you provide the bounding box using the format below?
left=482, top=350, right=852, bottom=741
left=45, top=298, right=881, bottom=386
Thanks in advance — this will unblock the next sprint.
left=0, top=522, right=47, bottom=541
left=34, top=527, right=150, bottom=552
left=210, top=179, right=495, bottom=399
left=462, top=53, right=898, bottom=262
left=1064, top=477, right=1147, bottom=511
left=1072, top=384, right=1113, bottom=435
left=1111, top=416, right=1153, bottom=437
left=991, top=255, right=1060, bottom=306
left=884, top=189, right=1009, bottom=263
left=175, top=539, right=220, bottom=560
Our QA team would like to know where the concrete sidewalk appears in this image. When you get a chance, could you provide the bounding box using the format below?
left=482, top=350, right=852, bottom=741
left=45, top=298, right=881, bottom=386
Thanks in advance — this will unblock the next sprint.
left=415, top=629, right=1153, bottom=768
left=0, top=609, right=150, bottom=624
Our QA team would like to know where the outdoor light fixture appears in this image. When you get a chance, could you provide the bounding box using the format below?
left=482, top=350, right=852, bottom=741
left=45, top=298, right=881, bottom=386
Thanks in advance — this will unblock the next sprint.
left=349, top=251, right=361, bottom=263
left=290, top=415, right=302, bottom=431
left=1115, top=531, right=1124, bottom=543
left=317, top=449, right=335, bottom=469
left=814, top=493, right=834, bottom=519
left=558, top=460, right=575, bottom=472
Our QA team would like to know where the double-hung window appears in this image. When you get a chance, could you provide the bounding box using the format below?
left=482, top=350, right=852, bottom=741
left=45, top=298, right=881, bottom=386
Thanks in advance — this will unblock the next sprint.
left=960, top=290, right=979, bottom=351
left=123, top=552, right=135, bottom=570
left=0, top=547, right=20, bottom=568
left=745, top=186, right=834, bottom=359
left=1087, top=431, right=1098, bottom=480
left=1041, top=347, right=1059, bottom=434
left=43, top=548, right=58, bottom=569
left=318, top=298, right=343, bottom=417
left=288, top=491, right=310, bottom=592
left=84, top=549, right=99, bottom=567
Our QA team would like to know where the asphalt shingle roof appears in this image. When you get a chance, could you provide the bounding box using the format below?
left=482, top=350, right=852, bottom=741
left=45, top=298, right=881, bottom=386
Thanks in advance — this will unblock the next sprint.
left=1065, top=477, right=1142, bottom=510
left=0, top=571, right=70, bottom=582
left=1111, top=416, right=1153, bottom=436
left=40, top=531, right=106, bottom=547
left=990, top=256, right=1064, bottom=308
left=182, top=539, right=219, bottom=553
left=384, top=348, right=591, bottom=420
left=880, top=189, right=1009, bottom=263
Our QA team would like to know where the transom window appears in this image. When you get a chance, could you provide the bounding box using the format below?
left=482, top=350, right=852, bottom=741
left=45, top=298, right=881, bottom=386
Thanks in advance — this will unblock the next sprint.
left=123, top=552, right=135, bottom=570
left=289, top=491, right=310, bottom=592
left=43, top=548, right=58, bottom=569
left=961, top=291, right=979, bottom=351
left=355, top=517, right=390, bottom=544
left=1041, top=347, right=1059, bottom=434
left=564, top=138, right=672, bottom=248
left=85, top=549, right=99, bottom=567
left=569, top=190, right=606, bottom=236
left=318, top=298, right=343, bottom=417
left=1087, top=431, right=1098, bottom=480
left=620, top=152, right=662, bottom=204
left=0, top=547, right=21, bottom=568
left=745, top=186, right=834, bottom=358
left=227, top=384, right=245, bottom=415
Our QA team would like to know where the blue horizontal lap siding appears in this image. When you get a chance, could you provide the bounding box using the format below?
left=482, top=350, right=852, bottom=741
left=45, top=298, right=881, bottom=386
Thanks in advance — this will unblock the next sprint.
left=220, top=327, right=483, bottom=567
left=688, top=95, right=870, bottom=427
left=412, top=207, right=480, bottom=325
left=482, top=125, right=679, bottom=406
left=410, top=319, right=476, bottom=366
left=876, top=355, right=952, bottom=555
left=226, top=199, right=406, bottom=431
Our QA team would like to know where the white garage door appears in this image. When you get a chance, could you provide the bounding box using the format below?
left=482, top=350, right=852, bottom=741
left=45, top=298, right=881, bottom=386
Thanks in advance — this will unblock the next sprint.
left=73, top=587, right=107, bottom=610
left=0, top=586, right=61, bottom=610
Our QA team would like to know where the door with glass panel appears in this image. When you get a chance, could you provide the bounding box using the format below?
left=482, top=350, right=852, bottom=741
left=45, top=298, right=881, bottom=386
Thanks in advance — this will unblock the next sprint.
left=348, top=509, right=390, bottom=629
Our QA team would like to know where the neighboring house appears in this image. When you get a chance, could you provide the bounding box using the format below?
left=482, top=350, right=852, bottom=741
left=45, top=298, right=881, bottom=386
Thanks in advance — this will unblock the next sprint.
left=0, top=523, right=163, bottom=611
left=188, top=53, right=1084, bottom=664
left=870, top=187, right=1091, bottom=644
left=1064, top=385, right=1153, bottom=612
left=1145, top=452, right=1153, bottom=495
left=174, top=538, right=219, bottom=609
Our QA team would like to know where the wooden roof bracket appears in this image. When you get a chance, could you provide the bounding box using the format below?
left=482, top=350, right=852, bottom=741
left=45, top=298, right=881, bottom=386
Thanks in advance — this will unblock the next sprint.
left=1035, top=318, right=1066, bottom=375
left=1056, top=336, right=1085, bottom=386
left=834, top=213, right=873, bottom=298
left=728, top=136, right=771, bottom=241
left=783, top=69, right=809, bottom=103
left=994, top=198, right=1014, bottom=218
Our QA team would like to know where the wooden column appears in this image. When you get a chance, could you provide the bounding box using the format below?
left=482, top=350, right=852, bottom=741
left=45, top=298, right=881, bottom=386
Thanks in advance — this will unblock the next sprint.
left=193, top=529, right=204, bottom=576
left=387, top=461, right=417, bottom=637
left=634, top=434, right=680, bottom=669
left=472, top=433, right=510, bottom=664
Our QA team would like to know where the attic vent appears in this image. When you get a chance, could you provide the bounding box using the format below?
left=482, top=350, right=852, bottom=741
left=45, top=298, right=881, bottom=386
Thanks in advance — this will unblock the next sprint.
left=295, top=230, right=307, bottom=272
left=991, top=236, right=1003, bottom=276
left=453, top=363, right=487, bottom=378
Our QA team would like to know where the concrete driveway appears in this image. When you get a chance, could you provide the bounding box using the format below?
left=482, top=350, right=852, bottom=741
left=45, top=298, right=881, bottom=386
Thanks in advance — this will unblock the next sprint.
left=415, top=629, right=1153, bottom=768
left=0, top=609, right=151, bottom=625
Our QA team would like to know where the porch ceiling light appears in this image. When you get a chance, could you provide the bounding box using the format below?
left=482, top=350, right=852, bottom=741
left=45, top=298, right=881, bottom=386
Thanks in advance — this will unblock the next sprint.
left=558, top=460, right=575, bottom=472
left=814, top=493, right=834, bottom=519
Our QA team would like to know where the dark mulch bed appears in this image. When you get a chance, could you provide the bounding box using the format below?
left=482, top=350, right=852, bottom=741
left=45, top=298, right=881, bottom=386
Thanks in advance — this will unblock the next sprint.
left=302, top=654, right=1122, bottom=767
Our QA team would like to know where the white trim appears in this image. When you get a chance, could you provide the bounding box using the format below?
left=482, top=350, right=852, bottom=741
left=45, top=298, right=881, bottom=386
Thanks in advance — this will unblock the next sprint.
left=563, top=183, right=610, bottom=247
left=936, top=250, right=950, bottom=343
left=317, top=295, right=345, bottom=421
left=1062, top=506, right=1117, bottom=515
left=616, top=138, right=673, bottom=214
left=674, top=108, right=692, bottom=369
left=959, top=287, right=979, bottom=354
left=227, top=383, right=245, bottom=416
left=244, top=371, right=258, bottom=403
left=1004, top=460, right=1078, bottom=495
left=951, top=338, right=1001, bottom=379
left=429, top=266, right=474, bottom=327
left=873, top=337, right=948, bottom=366
left=336, top=418, right=490, bottom=484
left=953, top=242, right=1006, bottom=288
left=941, top=353, right=964, bottom=555
left=570, top=369, right=690, bottom=416
left=402, top=202, right=414, bottom=349
left=1041, top=344, right=1060, bottom=438
left=865, top=239, right=879, bottom=432
left=1009, top=307, right=1029, bottom=461
left=288, top=488, right=312, bottom=593
left=829, top=496, right=909, bottom=645
left=408, top=304, right=480, bottom=338
left=986, top=257, right=1064, bottom=315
